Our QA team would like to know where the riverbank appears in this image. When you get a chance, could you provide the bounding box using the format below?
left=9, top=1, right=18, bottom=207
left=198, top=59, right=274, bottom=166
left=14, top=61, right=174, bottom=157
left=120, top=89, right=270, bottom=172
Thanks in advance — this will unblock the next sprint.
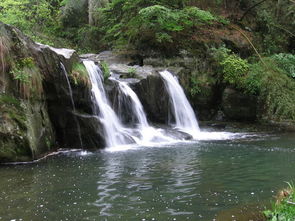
left=264, top=183, right=295, bottom=220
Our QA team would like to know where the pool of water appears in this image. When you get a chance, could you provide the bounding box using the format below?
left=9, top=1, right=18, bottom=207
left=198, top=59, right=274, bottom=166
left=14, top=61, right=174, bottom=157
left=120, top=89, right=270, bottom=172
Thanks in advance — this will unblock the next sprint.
left=0, top=131, right=294, bottom=221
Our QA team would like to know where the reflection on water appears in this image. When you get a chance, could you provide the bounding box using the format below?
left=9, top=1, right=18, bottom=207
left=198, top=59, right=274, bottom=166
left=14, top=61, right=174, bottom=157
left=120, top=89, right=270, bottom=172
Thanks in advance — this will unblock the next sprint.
left=0, top=133, right=294, bottom=220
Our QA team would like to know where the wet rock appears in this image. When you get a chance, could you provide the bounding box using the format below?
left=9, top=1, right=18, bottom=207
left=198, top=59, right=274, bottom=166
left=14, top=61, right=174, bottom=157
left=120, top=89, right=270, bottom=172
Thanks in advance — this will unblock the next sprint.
left=110, top=64, right=156, bottom=80
left=162, top=127, right=193, bottom=140
left=0, top=22, right=55, bottom=162
left=80, top=50, right=142, bottom=66
left=76, top=114, right=105, bottom=148
left=0, top=22, right=106, bottom=162
left=132, top=74, right=170, bottom=124
left=221, top=88, right=257, bottom=121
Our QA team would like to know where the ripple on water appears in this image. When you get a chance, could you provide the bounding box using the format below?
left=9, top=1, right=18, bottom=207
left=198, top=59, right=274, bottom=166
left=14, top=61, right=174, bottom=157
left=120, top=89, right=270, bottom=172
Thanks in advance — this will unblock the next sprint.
left=0, top=132, right=294, bottom=220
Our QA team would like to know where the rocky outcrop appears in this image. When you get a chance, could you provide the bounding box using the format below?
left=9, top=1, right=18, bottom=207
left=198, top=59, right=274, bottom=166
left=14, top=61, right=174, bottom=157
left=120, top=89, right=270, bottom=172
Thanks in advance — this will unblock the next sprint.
left=0, top=22, right=104, bottom=162
left=92, top=50, right=260, bottom=123
left=132, top=74, right=170, bottom=123
left=82, top=52, right=172, bottom=123
left=221, top=88, right=257, bottom=121
left=0, top=22, right=56, bottom=162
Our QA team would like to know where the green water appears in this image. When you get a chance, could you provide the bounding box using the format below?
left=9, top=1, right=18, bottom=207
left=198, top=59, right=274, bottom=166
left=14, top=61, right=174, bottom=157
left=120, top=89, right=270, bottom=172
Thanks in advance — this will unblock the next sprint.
left=0, top=132, right=295, bottom=221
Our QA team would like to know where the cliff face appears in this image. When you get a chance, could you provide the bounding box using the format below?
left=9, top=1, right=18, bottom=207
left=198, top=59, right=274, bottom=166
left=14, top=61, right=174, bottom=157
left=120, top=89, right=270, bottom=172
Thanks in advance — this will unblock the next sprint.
left=0, top=22, right=56, bottom=162
left=0, top=22, right=104, bottom=162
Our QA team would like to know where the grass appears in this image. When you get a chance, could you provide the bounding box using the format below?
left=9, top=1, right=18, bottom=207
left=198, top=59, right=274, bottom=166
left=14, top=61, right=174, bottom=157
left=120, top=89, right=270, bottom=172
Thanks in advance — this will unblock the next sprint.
left=0, top=35, right=10, bottom=75
left=71, top=62, right=90, bottom=86
left=264, top=182, right=295, bottom=221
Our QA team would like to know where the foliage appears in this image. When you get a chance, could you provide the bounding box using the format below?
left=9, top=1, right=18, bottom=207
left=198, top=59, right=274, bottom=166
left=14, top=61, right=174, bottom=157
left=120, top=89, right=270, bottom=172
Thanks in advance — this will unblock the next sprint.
left=71, top=63, right=90, bottom=86
left=0, top=94, right=20, bottom=107
left=264, top=182, right=295, bottom=221
left=260, top=66, right=295, bottom=121
left=0, top=0, right=59, bottom=41
left=100, top=61, right=110, bottom=80
left=10, top=57, right=35, bottom=83
left=212, top=46, right=250, bottom=90
left=9, top=57, right=43, bottom=99
left=189, top=76, right=202, bottom=96
left=60, top=0, right=88, bottom=28
left=220, top=54, right=249, bottom=85
left=253, top=0, right=295, bottom=54
left=243, top=63, right=263, bottom=95
left=127, top=67, right=136, bottom=78
left=248, top=57, right=295, bottom=121
left=271, top=53, right=295, bottom=78
left=97, top=0, right=217, bottom=50
left=212, top=46, right=295, bottom=121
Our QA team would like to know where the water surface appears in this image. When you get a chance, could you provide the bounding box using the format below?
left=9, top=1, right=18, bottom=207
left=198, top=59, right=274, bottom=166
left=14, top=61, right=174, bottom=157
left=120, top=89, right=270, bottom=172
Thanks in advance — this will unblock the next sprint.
left=0, top=132, right=294, bottom=221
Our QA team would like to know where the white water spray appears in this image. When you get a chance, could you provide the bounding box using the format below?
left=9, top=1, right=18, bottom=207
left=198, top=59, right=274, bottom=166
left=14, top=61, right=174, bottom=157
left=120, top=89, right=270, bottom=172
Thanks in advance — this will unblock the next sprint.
left=117, top=81, right=149, bottom=128
left=83, top=60, right=131, bottom=147
left=115, top=80, right=174, bottom=145
left=159, top=70, right=200, bottom=138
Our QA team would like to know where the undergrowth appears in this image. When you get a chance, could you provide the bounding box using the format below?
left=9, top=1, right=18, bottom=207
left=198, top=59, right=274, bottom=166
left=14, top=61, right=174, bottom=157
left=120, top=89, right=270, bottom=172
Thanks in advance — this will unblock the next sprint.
left=264, top=182, right=295, bottom=221
left=212, top=46, right=295, bottom=121
left=100, top=61, right=110, bottom=80
left=71, top=63, right=90, bottom=86
left=10, top=57, right=43, bottom=99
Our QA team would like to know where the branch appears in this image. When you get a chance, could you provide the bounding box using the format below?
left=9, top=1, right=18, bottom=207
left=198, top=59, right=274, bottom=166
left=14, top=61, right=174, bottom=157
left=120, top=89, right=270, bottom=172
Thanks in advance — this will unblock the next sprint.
left=239, top=0, right=268, bottom=21
left=287, top=201, right=295, bottom=205
left=229, top=25, right=266, bottom=67
left=271, top=24, right=295, bottom=38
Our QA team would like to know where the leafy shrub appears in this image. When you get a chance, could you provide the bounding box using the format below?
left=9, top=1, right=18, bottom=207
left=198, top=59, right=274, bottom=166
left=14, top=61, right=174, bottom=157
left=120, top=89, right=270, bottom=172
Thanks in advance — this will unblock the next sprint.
left=97, top=1, right=218, bottom=50
left=139, top=5, right=183, bottom=32
left=180, top=7, right=216, bottom=26
left=10, top=57, right=35, bottom=83
left=189, top=76, right=201, bottom=96
left=248, top=58, right=295, bottom=121
left=136, top=5, right=216, bottom=45
left=212, top=46, right=249, bottom=89
left=243, top=63, right=263, bottom=95
left=220, top=54, right=249, bottom=86
left=100, top=61, right=110, bottom=80
left=271, top=53, right=295, bottom=78
left=0, top=0, right=58, bottom=41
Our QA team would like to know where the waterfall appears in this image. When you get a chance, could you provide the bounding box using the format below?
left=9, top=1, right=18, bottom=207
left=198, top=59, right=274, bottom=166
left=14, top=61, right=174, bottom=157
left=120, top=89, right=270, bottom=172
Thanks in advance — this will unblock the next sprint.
left=60, top=63, right=83, bottom=148
left=159, top=70, right=200, bottom=138
left=83, top=61, right=194, bottom=148
left=114, top=80, right=174, bottom=144
left=83, top=60, right=132, bottom=147
left=117, top=81, right=149, bottom=128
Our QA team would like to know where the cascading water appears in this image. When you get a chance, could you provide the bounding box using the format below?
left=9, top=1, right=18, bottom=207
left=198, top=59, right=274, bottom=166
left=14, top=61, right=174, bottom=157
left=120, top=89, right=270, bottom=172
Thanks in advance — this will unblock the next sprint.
left=159, top=70, right=200, bottom=138
left=83, top=61, right=195, bottom=149
left=60, top=63, right=83, bottom=148
left=83, top=60, right=132, bottom=147
left=117, top=81, right=149, bottom=128
left=114, top=80, right=174, bottom=144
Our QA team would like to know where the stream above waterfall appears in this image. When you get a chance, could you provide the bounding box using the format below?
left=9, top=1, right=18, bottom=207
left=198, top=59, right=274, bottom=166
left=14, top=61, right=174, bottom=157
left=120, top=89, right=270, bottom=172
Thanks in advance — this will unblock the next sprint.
left=0, top=131, right=294, bottom=221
